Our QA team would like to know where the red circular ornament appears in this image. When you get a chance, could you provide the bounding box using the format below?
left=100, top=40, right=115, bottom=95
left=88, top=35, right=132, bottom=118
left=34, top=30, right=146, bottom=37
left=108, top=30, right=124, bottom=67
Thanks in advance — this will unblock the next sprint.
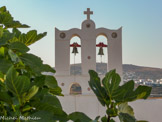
left=61, top=83, right=65, bottom=86
left=87, top=56, right=91, bottom=59
left=87, top=87, right=91, bottom=91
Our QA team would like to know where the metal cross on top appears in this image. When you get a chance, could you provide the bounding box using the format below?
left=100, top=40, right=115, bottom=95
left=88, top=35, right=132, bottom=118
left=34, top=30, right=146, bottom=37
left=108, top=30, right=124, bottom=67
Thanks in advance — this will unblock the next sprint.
left=84, top=8, right=93, bottom=20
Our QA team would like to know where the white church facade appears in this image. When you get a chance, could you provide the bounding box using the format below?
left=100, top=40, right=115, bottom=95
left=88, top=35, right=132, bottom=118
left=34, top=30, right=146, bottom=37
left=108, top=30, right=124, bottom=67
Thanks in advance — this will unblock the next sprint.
left=55, top=8, right=122, bottom=119
left=54, top=8, right=162, bottom=122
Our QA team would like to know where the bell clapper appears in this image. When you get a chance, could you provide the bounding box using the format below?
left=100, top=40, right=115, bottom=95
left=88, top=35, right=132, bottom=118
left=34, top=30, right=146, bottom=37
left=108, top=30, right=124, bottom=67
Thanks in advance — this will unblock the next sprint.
left=73, top=50, right=76, bottom=76
left=70, top=42, right=81, bottom=81
left=101, top=55, right=102, bottom=63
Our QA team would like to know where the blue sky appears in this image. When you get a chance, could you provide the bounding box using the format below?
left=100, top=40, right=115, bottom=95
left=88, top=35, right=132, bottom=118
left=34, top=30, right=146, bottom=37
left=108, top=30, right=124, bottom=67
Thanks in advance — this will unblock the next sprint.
left=1, top=0, right=162, bottom=68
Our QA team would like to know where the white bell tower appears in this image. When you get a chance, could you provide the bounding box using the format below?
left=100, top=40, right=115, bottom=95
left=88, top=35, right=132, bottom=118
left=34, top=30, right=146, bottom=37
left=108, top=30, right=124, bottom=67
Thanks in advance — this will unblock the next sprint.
left=55, top=8, right=122, bottom=77
left=55, top=8, right=123, bottom=118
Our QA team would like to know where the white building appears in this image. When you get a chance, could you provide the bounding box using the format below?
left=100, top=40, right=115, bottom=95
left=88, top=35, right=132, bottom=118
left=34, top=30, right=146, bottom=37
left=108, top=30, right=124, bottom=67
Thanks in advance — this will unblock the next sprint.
left=55, top=8, right=162, bottom=122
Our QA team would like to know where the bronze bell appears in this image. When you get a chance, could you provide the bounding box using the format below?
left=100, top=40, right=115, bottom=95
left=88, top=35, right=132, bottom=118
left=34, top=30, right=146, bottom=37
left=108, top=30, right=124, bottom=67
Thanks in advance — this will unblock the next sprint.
left=72, top=47, right=78, bottom=55
left=98, top=47, right=104, bottom=55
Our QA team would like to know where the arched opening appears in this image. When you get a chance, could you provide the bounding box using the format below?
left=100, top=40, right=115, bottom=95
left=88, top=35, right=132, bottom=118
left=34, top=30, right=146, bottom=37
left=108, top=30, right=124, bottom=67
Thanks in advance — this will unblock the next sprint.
left=70, top=36, right=82, bottom=75
left=70, top=83, right=82, bottom=95
left=96, top=35, right=108, bottom=75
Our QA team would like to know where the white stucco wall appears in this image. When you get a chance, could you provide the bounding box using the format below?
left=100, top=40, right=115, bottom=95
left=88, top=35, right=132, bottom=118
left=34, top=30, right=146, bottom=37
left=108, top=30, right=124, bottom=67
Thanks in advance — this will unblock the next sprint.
left=56, top=75, right=105, bottom=95
left=59, top=95, right=162, bottom=122
left=130, top=99, right=162, bottom=122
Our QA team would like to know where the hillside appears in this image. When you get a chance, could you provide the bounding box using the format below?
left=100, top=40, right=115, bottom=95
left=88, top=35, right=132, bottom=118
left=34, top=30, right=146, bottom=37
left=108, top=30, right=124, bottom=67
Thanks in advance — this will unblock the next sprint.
left=123, top=64, right=162, bottom=80
left=70, top=63, right=162, bottom=80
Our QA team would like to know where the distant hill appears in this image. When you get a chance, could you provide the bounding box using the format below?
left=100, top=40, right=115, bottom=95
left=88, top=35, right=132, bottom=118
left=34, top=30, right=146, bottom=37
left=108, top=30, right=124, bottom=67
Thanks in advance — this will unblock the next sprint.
left=70, top=63, right=162, bottom=80
left=123, top=64, right=162, bottom=80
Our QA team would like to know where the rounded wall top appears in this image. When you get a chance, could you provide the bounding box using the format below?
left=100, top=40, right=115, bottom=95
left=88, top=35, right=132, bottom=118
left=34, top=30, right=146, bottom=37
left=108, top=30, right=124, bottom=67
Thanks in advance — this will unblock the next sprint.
left=81, top=20, right=96, bottom=30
